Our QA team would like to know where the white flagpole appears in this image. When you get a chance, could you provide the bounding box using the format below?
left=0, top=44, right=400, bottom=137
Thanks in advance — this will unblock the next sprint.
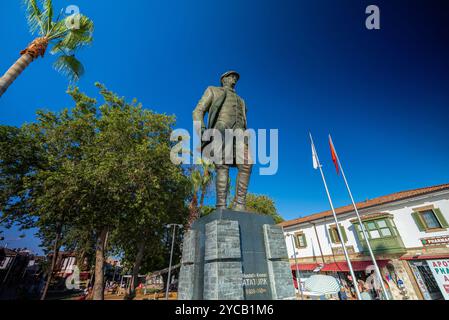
left=310, top=133, right=362, bottom=300
left=329, top=134, right=390, bottom=300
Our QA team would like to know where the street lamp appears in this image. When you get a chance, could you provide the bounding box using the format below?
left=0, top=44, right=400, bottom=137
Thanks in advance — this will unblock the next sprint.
left=165, top=223, right=183, bottom=300
left=285, top=233, right=304, bottom=300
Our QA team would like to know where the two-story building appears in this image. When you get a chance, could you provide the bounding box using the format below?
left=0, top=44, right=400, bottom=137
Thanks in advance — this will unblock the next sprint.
left=279, top=183, right=449, bottom=300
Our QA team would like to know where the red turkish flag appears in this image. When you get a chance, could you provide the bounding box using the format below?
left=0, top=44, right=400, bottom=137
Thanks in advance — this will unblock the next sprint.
left=329, top=137, right=340, bottom=175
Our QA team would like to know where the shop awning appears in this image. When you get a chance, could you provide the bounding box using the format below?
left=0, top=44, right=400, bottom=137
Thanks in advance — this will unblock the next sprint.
left=400, top=253, right=449, bottom=260
left=290, top=263, right=319, bottom=271
left=320, top=260, right=390, bottom=272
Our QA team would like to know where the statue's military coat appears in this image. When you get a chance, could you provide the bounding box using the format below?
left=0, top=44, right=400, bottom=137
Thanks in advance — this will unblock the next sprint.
left=193, top=86, right=247, bottom=133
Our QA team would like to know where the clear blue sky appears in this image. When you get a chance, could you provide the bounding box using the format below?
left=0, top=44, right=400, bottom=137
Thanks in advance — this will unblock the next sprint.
left=1, top=0, right=448, bottom=254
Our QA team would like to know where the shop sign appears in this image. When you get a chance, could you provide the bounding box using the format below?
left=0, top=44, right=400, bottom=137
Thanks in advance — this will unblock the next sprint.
left=426, top=259, right=449, bottom=300
left=421, top=236, right=449, bottom=246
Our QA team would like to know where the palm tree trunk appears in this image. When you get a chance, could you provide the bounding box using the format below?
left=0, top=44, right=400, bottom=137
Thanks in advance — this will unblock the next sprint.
left=128, top=240, right=146, bottom=299
left=40, top=227, right=62, bottom=300
left=0, top=54, right=34, bottom=97
left=0, top=37, right=48, bottom=98
left=187, top=194, right=199, bottom=228
left=92, top=228, right=108, bottom=300
left=199, top=188, right=206, bottom=208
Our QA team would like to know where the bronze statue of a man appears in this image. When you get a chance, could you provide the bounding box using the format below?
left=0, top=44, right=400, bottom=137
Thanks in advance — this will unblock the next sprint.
left=193, top=71, right=252, bottom=211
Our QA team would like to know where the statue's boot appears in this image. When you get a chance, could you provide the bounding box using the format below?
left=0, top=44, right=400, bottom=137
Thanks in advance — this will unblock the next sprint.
left=232, top=163, right=252, bottom=211
left=215, top=165, right=229, bottom=210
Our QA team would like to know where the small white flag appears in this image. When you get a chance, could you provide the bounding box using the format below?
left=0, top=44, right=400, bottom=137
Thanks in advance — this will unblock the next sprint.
left=311, top=143, right=319, bottom=169
left=309, top=133, right=319, bottom=170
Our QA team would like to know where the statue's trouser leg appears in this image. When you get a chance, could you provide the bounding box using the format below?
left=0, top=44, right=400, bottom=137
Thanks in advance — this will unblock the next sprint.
left=233, top=163, right=252, bottom=211
left=215, top=164, right=230, bottom=209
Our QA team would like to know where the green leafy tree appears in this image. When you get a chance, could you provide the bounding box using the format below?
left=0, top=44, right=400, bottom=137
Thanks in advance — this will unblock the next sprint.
left=106, top=105, right=190, bottom=299
left=245, top=193, right=284, bottom=224
left=0, top=126, right=42, bottom=229
left=0, top=100, right=97, bottom=300
left=60, top=226, right=96, bottom=272
left=0, top=0, right=94, bottom=97
left=66, top=84, right=190, bottom=300
left=1, top=84, right=192, bottom=300
left=25, top=88, right=98, bottom=299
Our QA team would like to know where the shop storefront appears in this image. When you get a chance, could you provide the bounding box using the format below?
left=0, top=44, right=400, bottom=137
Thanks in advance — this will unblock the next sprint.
left=322, top=260, right=391, bottom=299
left=291, top=260, right=393, bottom=299
left=402, top=253, right=449, bottom=300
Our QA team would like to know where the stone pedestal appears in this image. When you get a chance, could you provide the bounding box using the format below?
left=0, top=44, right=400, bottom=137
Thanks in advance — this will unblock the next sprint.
left=178, top=209, right=296, bottom=300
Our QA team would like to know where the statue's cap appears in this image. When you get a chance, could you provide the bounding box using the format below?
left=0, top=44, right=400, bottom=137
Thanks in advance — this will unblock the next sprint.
left=220, top=70, right=240, bottom=83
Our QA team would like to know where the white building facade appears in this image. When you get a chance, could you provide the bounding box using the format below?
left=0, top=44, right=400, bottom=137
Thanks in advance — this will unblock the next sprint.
left=280, top=184, right=449, bottom=300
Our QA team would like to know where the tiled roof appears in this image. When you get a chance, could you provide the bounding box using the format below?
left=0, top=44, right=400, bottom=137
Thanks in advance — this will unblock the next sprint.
left=279, top=183, right=449, bottom=228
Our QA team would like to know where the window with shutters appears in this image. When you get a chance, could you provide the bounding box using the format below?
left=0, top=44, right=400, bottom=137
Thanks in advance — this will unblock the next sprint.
left=294, top=232, right=307, bottom=248
left=421, top=210, right=441, bottom=229
left=412, top=207, right=449, bottom=232
left=329, top=224, right=348, bottom=244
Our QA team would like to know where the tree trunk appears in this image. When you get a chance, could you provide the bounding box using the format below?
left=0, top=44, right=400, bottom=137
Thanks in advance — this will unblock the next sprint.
left=0, top=37, right=48, bottom=98
left=187, top=194, right=199, bottom=228
left=199, top=188, right=206, bottom=208
left=40, top=229, right=62, bottom=300
left=0, top=54, right=34, bottom=97
left=92, top=228, right=108, bottom=300
left=128, top=240, right=146, bottom=299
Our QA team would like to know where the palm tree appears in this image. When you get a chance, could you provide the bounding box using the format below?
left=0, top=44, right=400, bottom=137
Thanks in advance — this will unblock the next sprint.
left=0, top=0, right=94, bottom=98
left=187, top=168, right=202, bottom=228
left=187, top=159, right=215, bottom=227
left=198, top=159, right=215, bottom=208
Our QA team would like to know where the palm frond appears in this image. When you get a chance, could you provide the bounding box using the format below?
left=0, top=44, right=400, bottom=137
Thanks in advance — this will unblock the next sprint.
left=191, top=170, right=202, bottom=193
left=48, top=18, right=66, bottom=39
left=49, top=14, right=94, bottom=53
left=23, top=0, right=44, bottom=35
left=53, top=55, right=85, bottom=82
left=47, top=8, right=64, bottom=35
left=42, top=0, right=53, bottom=34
